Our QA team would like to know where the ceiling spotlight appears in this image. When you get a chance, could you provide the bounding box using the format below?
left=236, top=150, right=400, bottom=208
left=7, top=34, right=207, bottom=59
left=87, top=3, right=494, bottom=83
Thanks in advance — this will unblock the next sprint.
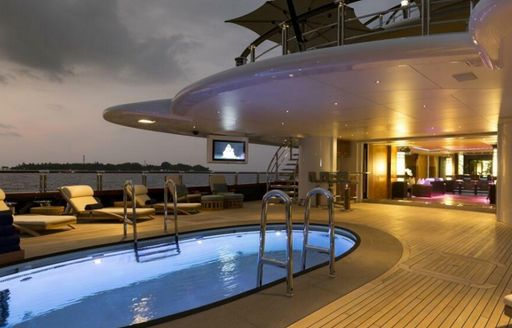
left=138, top=119, right=155, bottom=124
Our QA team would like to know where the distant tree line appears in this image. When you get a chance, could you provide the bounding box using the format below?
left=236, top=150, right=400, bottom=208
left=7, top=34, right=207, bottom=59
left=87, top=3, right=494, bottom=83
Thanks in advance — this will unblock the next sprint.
left=10, top=162, right=210, bottom=172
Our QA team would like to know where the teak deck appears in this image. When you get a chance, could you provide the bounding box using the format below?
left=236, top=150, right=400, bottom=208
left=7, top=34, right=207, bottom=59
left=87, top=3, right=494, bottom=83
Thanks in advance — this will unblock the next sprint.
left=12, top=201, right=512, bottom=327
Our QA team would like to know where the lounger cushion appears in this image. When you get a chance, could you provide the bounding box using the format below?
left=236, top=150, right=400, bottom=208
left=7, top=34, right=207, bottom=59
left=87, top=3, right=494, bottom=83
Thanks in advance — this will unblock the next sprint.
left=153, top=203, right=202, bottom=213
left=0, top=211, right=14, bottom=226
left=127, top=185, right=151, bottom=207
left=504, top=294, right=512, bottom=307
left=61, top=185, right=99, bottom=213
left=89, top=207, right=155, bottom=218
left=14, top=215, right=77, bottom=229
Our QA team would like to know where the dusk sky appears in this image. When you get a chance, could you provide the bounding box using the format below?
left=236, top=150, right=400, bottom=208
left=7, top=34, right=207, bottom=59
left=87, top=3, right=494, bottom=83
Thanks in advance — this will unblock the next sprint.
left=0, top=0, right=397, bottom=170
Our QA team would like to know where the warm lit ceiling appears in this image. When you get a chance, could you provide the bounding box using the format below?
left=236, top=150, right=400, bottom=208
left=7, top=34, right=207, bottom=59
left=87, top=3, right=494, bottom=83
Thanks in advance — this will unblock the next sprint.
left=104, top=32, right=503, bottom=147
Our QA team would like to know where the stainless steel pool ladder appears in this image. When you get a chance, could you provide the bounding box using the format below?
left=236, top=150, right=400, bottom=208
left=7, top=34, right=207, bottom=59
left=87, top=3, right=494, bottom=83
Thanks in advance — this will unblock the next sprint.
left=256, top=190, right=294, bottom=296
left=163, top=178, right=180, bottom=248
left=123, top=180, right=139, bottom=248
left=301, top=187, right=336, bottom=277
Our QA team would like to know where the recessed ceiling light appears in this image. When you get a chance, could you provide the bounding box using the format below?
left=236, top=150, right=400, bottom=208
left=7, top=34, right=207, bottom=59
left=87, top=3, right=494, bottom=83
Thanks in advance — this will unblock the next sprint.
left=285, top=109, right=289, bottom=113
left=345, top=123, right=348, bottom=127
left=333, top=102, right=339, bottom=106
left=288, top=73, right=294, bottom=78
left=423, top=104, right=427, bottom=108
left=375, top=80, right=381, bottom=84
left=193, top=125, right=196, bottom=129
left=281, top=122, right=285, bottom=126
left=431, top=126, right=435, bottom=130
left=138, top=119, right=155, bottom=124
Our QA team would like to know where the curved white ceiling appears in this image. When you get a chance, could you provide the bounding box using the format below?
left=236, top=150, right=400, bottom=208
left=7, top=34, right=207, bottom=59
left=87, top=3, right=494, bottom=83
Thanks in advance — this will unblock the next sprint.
left=104, top=32, right=503, bottom=146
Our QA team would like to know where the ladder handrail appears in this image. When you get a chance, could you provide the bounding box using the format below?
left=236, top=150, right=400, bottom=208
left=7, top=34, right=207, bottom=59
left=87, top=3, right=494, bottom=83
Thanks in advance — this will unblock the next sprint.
left=301, top=187, right=336, bottom=277
left=164, top=178, right=180, bottom=248
left=122, top=180, right=138, bottom=248
left=257, top=189, right=294, bottom=296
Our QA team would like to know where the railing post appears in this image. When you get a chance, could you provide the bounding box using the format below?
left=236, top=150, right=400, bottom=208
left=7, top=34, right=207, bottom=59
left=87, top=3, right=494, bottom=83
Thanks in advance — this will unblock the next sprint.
left=250, top=44, right=256, bottom=63
left=337, top=1, right=345, bottom=46
left=141, top=171, right=147, bottom=187
left=96, top=171, right=104, bottom=191
left=256, top=173, right=260, bottom=184
left=39, top=170, right=48, bottom=194
left=235, top=172, right=239, bottom=186
left=421, top=0, right=430, bottom=36
left=281, top=23, right=289, bottom=55
left=274, top=153, right=279, bottom=181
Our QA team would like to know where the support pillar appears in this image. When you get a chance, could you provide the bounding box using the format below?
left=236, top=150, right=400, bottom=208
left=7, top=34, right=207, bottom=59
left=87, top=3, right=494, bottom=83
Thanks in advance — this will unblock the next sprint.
left=497, top=118, right=512, bottom=224
left=298, top=137, right=337, bottom=204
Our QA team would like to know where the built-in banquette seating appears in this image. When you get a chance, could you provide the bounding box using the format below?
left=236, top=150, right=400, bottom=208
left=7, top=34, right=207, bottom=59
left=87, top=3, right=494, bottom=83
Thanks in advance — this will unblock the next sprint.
left=412, top=184, right=433, bottom=198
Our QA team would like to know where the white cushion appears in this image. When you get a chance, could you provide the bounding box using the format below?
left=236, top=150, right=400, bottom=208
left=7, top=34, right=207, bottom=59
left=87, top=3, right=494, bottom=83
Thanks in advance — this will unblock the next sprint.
left=61, top=185, right=94, bottom=198
left=14, top=215, right=76, bottom=228
left=60, top=185, right=97, bottom=213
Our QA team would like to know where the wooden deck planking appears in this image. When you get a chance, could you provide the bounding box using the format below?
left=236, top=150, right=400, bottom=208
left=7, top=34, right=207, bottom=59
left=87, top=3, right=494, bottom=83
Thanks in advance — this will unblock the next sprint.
left=290, top=203, right=512, bottom=328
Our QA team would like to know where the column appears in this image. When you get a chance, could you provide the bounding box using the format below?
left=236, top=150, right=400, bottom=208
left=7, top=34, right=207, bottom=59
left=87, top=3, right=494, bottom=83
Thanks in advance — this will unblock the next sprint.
left=298, top=136, right=337, bottom=203
left=497, top=118, right=512, bottom=224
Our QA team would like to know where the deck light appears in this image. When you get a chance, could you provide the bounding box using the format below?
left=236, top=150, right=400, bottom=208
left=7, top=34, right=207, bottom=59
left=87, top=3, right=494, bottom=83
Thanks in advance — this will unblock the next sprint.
left=138, top=119, right=155, bottom=124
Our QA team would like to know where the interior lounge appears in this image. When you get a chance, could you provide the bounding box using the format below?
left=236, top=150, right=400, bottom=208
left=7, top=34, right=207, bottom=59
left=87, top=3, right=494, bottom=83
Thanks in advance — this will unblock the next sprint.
left=365, top=135, right=497, bottom=210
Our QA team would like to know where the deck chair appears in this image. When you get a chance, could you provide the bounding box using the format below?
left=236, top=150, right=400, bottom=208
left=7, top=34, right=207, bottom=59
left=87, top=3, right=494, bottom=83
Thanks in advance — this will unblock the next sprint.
left=59, top=185, right=154, bottom=221
left=0, top=188, right=76, bottom=236
left=209, top=174, right=244, bottom=208
left=125, top=183, right=201, bottom=215
left=165, top=174, right=201, bottom=203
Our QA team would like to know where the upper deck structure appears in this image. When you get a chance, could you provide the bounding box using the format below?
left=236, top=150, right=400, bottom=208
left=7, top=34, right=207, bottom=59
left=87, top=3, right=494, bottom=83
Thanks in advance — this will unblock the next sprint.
left=103, top=0, right=512, bottom=224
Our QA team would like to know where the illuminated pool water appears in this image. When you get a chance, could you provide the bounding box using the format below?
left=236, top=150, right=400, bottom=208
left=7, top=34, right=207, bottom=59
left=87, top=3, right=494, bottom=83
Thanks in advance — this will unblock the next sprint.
left=0, top=225, right=356, bottom=327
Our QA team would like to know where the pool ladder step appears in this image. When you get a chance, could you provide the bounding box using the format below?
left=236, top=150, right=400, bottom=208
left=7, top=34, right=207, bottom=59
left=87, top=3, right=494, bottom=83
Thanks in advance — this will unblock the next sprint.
left=257, top=190, right=294, bottom=296
left=134, top=242, right=180, bottom=263
left=301, top=187, right=336, bottom=277
left=257, top=187, right=336, bottom=296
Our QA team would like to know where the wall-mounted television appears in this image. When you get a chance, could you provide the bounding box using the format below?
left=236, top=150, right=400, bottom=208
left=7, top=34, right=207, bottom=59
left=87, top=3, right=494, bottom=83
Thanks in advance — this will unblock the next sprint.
left=207, top=135, right=248, bottom=164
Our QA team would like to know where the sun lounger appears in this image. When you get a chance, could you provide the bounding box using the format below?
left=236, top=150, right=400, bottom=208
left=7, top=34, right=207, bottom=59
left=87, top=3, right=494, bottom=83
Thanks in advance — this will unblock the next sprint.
left=59, top=185, right=155, bottom=221
left=0, top=188, right=76, bottom=236
left=125, top=184, right=201, bottom=215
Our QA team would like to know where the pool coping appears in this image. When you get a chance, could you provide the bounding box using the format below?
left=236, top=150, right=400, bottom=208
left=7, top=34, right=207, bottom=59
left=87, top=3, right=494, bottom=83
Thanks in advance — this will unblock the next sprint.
left=151, top=221, right=403, bottom=328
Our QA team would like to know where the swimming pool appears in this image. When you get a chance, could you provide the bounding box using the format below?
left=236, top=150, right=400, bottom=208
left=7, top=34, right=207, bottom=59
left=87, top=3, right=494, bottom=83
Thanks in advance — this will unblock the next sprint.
left=0, top=224, right=357, bottom=327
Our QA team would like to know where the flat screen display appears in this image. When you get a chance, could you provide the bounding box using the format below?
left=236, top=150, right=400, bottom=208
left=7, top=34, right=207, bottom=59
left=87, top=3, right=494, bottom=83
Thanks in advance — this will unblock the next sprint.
left=212, top=140, right=246, bottom=161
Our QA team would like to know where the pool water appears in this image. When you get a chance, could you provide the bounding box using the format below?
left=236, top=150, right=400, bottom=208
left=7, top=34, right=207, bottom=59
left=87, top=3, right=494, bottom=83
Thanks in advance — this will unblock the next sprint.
left=0, top=225, right=356, bottom=327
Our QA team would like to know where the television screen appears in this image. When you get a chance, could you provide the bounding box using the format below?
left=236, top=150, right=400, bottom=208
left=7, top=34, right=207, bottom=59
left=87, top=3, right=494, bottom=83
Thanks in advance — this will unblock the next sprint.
left=212, top=140, right=246, bottom=161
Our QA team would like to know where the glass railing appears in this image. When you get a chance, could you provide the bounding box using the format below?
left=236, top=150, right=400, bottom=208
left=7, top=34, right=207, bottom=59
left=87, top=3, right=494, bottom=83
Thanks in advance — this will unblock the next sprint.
left=0, top=171, right=271, bottom=194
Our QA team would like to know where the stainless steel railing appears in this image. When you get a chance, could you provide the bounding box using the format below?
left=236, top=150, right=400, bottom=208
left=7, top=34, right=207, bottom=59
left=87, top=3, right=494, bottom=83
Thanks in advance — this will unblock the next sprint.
left=256, top=190, right=294, bottom=296
left=122, top=180, right=138, bottom=248
left=163, top=178, right=179, bottom=248
left=301, top=187, right=336, bottom=277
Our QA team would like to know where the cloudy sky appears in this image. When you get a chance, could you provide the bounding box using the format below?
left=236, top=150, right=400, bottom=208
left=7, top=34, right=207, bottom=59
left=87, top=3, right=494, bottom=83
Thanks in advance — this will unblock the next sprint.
left=0, top=0, right=397, bottom=170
